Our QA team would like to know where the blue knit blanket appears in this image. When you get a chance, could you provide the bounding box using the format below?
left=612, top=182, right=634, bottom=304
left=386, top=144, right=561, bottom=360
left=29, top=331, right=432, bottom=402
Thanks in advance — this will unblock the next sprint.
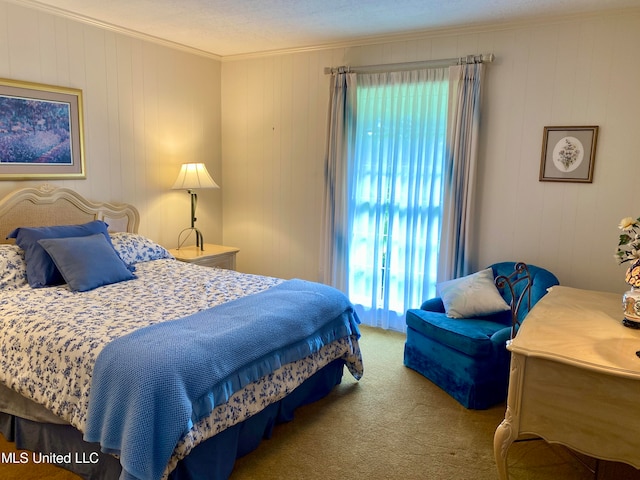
left=84, top=279, right=360, bottom=480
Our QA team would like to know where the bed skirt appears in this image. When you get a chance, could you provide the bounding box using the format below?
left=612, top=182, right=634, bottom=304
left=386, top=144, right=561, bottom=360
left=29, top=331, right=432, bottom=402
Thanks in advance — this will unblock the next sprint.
left=0, top=358, right=346, bottom=480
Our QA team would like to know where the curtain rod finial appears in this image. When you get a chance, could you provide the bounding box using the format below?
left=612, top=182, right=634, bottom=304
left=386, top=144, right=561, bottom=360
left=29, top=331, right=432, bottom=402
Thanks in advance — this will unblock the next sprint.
left=483, top=53, right=495, bottom=63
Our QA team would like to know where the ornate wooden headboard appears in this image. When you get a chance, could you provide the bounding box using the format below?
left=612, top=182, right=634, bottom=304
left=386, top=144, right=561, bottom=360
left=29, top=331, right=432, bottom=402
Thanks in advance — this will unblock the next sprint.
left=0, top=184, right=140, bottom=244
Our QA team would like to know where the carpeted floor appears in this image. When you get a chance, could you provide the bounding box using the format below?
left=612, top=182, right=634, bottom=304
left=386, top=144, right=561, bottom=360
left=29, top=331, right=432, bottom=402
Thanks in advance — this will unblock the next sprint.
left=1, top=325, right=639, bottom=479
left=231, top=326, right=640, bottom=480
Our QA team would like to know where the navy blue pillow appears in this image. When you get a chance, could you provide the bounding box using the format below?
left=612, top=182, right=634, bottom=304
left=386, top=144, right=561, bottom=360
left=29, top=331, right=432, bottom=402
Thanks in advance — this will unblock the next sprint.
left=7, top=220, right=115, bottom=288
left=37, top=234, right=135, bottom=292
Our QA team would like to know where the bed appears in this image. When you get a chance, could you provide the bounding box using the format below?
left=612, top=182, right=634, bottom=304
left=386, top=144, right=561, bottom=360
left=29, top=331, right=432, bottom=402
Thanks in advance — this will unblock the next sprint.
left=0, top=184, right=363, bottom=480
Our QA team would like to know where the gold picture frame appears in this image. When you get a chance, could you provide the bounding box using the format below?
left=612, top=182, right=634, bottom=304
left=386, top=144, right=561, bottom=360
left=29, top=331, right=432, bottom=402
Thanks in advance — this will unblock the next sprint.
left=0, top=78, right=85, bottom=180
left=539, top=126, right=598, bottom=183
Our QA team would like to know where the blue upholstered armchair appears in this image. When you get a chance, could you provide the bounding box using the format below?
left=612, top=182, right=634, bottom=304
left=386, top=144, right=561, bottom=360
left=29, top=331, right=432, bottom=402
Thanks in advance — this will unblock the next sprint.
left=403, top=262, right=559, bottom=409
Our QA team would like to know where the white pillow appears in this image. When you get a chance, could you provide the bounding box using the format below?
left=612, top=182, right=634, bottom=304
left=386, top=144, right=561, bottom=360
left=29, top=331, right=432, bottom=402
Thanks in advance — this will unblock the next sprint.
left=436, top=267, right=510, bottom=319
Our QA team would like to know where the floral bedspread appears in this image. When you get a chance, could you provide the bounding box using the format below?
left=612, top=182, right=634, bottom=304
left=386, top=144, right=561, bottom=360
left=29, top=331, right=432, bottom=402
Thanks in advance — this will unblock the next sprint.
left=0, top=259, right=363, bottom=478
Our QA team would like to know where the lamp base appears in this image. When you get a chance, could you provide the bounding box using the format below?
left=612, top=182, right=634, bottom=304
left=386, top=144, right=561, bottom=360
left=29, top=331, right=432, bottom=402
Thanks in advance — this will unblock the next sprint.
left=177, top=227, right=205, bottom=250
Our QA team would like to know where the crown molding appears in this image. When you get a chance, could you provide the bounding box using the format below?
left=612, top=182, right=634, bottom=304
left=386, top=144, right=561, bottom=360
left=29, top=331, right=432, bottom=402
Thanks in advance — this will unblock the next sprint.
left=8, top=0, right=640, bottom=62
left=221, top=7, right=640, bottom=62
left=8, top=0, right=223, bottom=61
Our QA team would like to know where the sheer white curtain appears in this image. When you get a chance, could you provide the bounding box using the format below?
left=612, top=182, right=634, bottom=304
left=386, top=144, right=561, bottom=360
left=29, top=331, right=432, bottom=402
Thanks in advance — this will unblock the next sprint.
left=438, top=63, right=485, bottom=281
left=321, top=64, right=484, bottom=332
left=347, top=69, right=449, bottom=331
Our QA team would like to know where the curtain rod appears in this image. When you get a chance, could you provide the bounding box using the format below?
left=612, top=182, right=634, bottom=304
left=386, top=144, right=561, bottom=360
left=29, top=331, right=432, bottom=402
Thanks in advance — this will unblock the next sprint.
left=324, top=53, right=495, bottom=75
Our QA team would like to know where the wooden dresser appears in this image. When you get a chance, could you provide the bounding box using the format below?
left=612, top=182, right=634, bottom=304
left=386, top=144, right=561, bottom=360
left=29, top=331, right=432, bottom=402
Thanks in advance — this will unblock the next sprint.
left=494, top=286, right=640, bottom=479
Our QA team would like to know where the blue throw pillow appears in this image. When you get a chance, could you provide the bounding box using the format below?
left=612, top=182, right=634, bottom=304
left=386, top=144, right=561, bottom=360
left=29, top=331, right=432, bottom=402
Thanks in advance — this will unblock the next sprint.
left=7, top=220, right=114, bottom=288
left=37, top=234, right=135, bottom=292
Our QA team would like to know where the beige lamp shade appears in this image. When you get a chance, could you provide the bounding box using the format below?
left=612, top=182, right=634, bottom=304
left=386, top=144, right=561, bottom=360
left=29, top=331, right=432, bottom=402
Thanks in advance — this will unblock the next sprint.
left=172, top=163, right=219, bottom=190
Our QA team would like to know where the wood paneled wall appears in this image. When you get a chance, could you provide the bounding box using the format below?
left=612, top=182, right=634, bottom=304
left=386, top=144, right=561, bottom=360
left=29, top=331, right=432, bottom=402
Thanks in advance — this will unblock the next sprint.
left=3, top=0, right=639, bottom=294
left=222, top=9, right=640, bottom=293
left=0, top=1, right=222, bottom=248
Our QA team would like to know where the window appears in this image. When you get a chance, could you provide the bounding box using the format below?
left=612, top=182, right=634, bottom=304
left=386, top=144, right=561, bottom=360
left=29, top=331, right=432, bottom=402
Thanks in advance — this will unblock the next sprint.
left=347, top=68, right=449, bottom=331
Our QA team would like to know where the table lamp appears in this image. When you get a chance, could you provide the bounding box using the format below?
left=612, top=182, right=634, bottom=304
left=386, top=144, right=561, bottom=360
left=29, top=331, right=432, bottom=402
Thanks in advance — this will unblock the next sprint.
left=172, top=162, right=219, bottom=250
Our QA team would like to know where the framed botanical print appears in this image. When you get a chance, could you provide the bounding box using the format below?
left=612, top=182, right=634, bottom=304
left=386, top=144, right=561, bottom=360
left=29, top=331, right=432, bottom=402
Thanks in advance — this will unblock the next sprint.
left=539, top=126, right=598, bottom=183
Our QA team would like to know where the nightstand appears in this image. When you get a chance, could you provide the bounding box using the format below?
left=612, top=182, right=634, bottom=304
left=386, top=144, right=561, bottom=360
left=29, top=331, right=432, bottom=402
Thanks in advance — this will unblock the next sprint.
left=168, top=244, right=239, bottom=270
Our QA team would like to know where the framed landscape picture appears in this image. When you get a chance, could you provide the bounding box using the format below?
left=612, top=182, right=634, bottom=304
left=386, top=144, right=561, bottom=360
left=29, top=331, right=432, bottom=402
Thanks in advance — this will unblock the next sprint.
left=0, top=78, right=85, bottom=180
left=539, top=126, right=598, bottom=183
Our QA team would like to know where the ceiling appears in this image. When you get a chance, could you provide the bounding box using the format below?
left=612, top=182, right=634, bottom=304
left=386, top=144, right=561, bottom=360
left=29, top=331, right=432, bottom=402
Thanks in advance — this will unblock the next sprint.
left=16, top=0, right=640, bottom=57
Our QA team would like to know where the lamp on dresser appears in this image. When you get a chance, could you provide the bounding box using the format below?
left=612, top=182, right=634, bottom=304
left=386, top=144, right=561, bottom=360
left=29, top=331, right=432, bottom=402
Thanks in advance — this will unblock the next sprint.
left=172, top=162, right=219, bottom=250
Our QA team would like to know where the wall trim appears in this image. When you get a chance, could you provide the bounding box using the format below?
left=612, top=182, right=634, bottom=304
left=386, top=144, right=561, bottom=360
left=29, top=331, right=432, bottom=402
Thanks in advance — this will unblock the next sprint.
left=8, top=0, right=640, bottom=63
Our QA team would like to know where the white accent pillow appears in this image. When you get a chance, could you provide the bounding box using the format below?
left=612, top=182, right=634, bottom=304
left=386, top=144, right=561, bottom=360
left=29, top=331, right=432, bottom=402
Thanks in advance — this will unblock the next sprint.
left=436, top=267, right=510, bottom=319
